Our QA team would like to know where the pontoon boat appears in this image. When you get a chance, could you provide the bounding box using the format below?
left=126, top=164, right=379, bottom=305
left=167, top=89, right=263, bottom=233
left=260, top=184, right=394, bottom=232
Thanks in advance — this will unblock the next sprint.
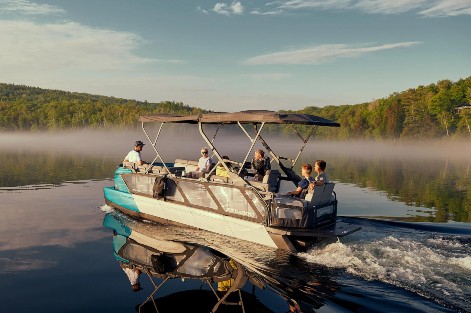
left=103, top=110, right=361, bottom=252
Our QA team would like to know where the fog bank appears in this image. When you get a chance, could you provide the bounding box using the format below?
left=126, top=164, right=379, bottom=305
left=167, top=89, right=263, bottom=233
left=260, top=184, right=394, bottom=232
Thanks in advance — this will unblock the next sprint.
left=0, top=130, right=470, bottom=162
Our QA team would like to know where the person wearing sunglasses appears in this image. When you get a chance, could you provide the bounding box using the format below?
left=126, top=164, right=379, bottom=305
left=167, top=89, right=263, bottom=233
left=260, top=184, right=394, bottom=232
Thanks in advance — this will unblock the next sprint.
left=189, top=147, right=213, bottom=178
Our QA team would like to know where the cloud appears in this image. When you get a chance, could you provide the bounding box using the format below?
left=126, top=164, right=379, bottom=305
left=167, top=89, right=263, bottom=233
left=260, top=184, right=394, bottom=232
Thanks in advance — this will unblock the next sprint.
left=0, top=19, right=187, bottom=77
left=243, top=72, right=291, bottom=80
left=201, top=0, right=471, bottom=17
left=254, top=0, right=353, bottom=14
left=250, top=8, right=283, bottom=15
left=0, top=0, right=64, bottom=15
left=273, top=0, right=353, bottom=10
left=0, top=6, right=216, bottom=111
left=213, top=1, right=244, bottom=16
left=257, top=0, right=471, bottom=17
left=196, top=6, right=209, bottom=14
left=354, top=0, right=427, bottom=14
left=419, top=0, right=471, bottom=17
left=243, top=42, right=422, bottom=65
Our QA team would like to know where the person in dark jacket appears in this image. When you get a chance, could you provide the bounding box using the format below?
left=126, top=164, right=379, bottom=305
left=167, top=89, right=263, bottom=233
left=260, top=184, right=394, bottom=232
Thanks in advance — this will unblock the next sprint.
left=251, top=149, right=270, bottom=181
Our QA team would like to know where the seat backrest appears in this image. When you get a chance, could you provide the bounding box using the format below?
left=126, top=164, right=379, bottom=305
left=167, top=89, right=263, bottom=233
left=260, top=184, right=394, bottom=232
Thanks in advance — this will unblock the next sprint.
left=174, top=159, right=199, bottom=172
left=305, top=183, right=335, bottom=206
left=151, top=166, right=169, bottom=174
left=262, top=169, right=281, bottom=192
left=123, top=161, right=138, bottom=170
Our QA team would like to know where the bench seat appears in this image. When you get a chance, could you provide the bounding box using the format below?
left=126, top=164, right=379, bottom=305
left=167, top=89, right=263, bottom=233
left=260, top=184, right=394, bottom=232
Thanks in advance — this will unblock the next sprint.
left=174, top=159, right=199, bottom=173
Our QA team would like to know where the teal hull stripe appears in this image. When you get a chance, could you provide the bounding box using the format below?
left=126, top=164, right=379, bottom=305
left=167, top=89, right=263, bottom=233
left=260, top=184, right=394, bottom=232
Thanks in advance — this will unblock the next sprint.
left=104, top=186, right=139, bottom=213
left=103, top=213, right=132, bottom=263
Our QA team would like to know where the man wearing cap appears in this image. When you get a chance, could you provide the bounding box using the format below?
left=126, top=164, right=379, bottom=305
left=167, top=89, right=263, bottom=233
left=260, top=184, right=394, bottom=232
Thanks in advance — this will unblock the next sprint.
left=123, top=141, right=146, bottom=166
left=120, top=264, right=143, bottom=292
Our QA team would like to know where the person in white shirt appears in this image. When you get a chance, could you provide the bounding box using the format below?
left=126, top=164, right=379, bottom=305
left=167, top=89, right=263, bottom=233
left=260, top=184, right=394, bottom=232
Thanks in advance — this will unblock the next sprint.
left=309, top=160, right=329, bottom=188
left=188, top=147, right=213, bottom=178
left=120, top=264, right=142, bottom=292
left=123, top=141, right=146, bottom=166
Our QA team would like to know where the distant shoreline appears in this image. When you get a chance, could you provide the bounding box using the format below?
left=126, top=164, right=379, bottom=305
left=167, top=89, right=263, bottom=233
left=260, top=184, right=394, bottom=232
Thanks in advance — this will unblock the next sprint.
left=2, top=77, right=471, bottom=140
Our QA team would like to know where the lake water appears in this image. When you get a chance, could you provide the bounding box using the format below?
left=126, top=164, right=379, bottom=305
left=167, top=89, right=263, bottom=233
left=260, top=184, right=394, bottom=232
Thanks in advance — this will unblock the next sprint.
left=0, top=132, right=470, bottom=312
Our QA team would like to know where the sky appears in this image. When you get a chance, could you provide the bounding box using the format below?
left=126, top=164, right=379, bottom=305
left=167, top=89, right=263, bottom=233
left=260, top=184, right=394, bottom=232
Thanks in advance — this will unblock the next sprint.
left=0, top=0, right=470, bottom=111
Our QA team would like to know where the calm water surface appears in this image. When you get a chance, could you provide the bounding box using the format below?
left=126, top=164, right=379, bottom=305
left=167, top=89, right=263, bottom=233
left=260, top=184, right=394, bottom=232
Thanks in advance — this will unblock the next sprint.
left=0, top=140, right=470, bottom=312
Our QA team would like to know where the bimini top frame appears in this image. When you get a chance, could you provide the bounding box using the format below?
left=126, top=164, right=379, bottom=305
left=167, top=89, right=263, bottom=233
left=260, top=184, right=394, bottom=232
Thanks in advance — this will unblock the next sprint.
left=138, top=110, right=340, bottom=186
left=139, top=110, right=340, bottom=126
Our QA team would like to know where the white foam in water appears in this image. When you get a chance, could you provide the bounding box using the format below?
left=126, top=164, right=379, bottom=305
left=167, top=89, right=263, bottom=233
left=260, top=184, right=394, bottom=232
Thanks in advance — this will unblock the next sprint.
left=100, top=204, right=115, bottom=213
left=450, top=256, right=471, bottom=271
left=427, top=237, right=464, bottom=249
left=300, top=230, right=471, bottom=309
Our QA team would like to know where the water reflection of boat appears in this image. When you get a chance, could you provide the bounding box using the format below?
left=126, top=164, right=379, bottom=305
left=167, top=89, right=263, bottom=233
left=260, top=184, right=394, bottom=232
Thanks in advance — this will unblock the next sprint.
left=103, top=213, right=281, bottom=312
left=103, top=111, right=361, bottom=252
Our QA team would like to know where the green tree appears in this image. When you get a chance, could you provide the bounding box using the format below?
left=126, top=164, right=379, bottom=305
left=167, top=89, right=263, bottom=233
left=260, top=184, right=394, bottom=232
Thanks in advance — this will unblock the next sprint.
left=429, top=86, right=456, bottom=137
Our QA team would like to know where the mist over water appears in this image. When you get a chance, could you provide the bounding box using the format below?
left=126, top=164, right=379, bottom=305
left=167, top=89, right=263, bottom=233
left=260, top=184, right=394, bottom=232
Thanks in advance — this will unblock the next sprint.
left=1, top=129, right=470, bottom=162
left=1, top=129, right=470, bottom=222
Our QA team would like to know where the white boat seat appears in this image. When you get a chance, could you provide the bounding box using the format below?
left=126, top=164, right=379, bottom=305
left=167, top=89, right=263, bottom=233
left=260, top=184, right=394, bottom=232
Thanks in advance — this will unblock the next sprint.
left=304, top=183, right=335, bottom=207
left=123, top=162, right=153, bottom=173
left=150, top=166, right=169, bottom=174
left=174, top=159, right=199, bottom=173
left=122, top=161, right=138, bottom=170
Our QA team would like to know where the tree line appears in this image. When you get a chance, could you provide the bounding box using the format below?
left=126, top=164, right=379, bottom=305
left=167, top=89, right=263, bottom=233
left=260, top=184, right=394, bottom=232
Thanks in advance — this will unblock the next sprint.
left=1, top=76, right=471, bottom=139
left=282, top=76, right=471, bottom=140
left=0, top=84, right=205, bottom=130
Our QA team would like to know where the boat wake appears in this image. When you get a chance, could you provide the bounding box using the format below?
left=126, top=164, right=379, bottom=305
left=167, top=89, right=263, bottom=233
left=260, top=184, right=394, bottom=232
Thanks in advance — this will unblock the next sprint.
left=102, top=212, right=470, bottom=311
left=99, top=204, right=115, bottom=213
left=299, top=218, right=471, bottom=311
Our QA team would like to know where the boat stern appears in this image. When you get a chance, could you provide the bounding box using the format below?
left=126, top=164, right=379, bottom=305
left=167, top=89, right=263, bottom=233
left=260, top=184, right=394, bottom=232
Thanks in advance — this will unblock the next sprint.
left=104, top=166, right=139, bottom=213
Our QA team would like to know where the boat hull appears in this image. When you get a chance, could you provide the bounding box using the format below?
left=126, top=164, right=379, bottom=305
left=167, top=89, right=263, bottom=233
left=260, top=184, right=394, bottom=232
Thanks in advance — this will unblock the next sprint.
left=104, top=186, right=279, bottom=249
left=105, top=186, right=362, bottom=252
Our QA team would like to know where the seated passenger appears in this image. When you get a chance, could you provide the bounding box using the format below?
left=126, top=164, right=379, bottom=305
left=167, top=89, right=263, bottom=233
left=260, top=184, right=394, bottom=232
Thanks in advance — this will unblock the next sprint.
left=288, top=164, right=314, bottom=197
left=123, top=140, right=147, bottom=166
left=188, top=147, right=213, bottom=178
left=251, top=149, right=271, bottom=181
left=120, top=264, right=143, bottom=292
left=216, top=155, right=231, bottom=178
left=309, top=160, right=329, bottom=189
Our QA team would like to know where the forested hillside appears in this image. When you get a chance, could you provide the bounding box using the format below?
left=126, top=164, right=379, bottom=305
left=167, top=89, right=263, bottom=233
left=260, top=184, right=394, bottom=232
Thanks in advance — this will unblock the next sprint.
left=1, top=76, right=471, bottom=139
left=0, top=84, right=205, bottom=130
left=287, top=76, right=471, bottom=140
